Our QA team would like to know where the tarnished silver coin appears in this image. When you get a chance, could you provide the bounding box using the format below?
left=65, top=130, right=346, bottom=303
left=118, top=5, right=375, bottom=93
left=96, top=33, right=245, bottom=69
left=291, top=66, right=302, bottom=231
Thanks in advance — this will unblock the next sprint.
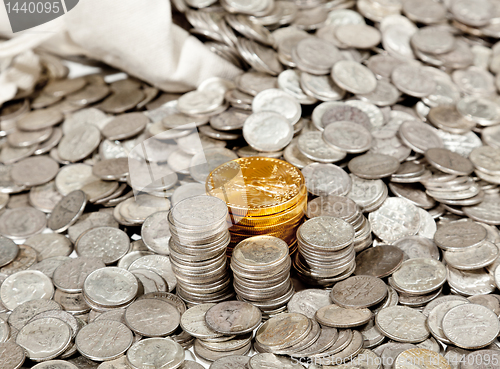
left=101, top=113, right=148, bottom=141
left=434, top=221, right=487, bottom=250
left=255, top=312, right=311, bottom=350
left=205, top=301, right=262, bottom=335
left=425, top=148, right=474, bottom=176
left=126, top=338, right=184, bottom=369
left=76, top=320, right=133, bottom=361
left=354, top=246, right=404, bottom=278
left=0, top=207, right=46, bottom=240
left=48, top=190, right=87, bottom=233
left=330, top=275, right=387, bottom=309
left=0, top=236, right=18, bottom=267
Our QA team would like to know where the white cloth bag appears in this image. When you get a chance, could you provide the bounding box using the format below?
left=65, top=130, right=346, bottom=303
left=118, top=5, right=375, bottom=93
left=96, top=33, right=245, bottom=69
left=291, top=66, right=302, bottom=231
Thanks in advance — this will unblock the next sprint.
left=0, top=0, right=242, bottom=93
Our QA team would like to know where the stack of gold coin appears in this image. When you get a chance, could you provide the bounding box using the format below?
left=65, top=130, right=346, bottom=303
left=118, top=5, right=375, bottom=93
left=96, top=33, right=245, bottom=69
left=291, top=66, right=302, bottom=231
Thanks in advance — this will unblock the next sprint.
left=206, top=157, right=306, bottom=255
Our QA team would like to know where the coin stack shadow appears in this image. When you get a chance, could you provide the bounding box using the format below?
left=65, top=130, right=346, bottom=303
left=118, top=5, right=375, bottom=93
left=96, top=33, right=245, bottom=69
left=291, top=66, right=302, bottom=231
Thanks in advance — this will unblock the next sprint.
left=294, top=217, right=356, bottom=287
left=230, top=236, right=293, bottom=319
left=168, top=196, right=234, bottom=305
left=206, top=157, right=307, bottom=256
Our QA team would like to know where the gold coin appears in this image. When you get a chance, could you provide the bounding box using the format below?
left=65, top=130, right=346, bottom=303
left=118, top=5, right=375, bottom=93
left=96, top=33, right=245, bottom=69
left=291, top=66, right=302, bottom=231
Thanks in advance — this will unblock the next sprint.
left=230, top=194, right=307, bottom=227
left=207, top=157, right=305, bottom=216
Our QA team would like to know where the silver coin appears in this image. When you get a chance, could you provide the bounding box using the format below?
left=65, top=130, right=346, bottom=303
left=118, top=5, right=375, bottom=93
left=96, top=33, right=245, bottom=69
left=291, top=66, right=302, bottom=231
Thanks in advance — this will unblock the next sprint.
left=376, top=306, right=429, bottom=343
left=434, top=220, right=487, bottom=250
left=287, top=289, right=331, bottom=319
left=48, top=190, right=87, bottom=233
left=124, top=298, right=180, bottom=337
left=349, top=153, right=400, bottom=180
left=83, top=267, right=138, bottom=307
left=253, top=89, right=302, bottom=125
left=255, top=312, right=311, bottom=350
left=128, top=254, right=177, bottom=293
left=141, top=211, right=171, bottom=255
left=127, top=338, right=184, bottom=369
left=391, top=64, right=436, bottom=98
left=131, top=269, right=168, bottom=293
left=447, top=266, right=496, bottom=296
left=58, top=124, right=101, bottom=163
left=67, top=211, right=119, bottom=243
left=10, top=156, right=59, bottom=187
left=205, top=301, right=262, bottom=335
left=316, top=304, right=372, bottom=328
left=55, top=164, right=98, bottom=196
left=29, top=181, right=64, bottom=213
left=369, top=198, right=420, bottom=243
left=393, top=236, right=440, bottom=261
left=243, top=111, right=294, bottom=152
left=53, top=289, right=90, bottom=314
left=331, top=275, right=387, bottom=309
left=76, top=227, right=130, bottom=264
left=24, top=233, right=72, bottom=261
left=298, top=132, right=347, bottom=163
left=392, top=258, right=446, bottom=295
left=444, top=241, right=498, bottom=270
left=0, top=237, right=18, bottom=267
left=180, top=303, right=222, bottom=339
left=323, top=122, right=372, bottom=154
left=302, top=163, right=351, bottom=197
left=332, top=60, right=377, bottom=94
left=16, top=317, right=71, bottom=361
left=442, top=304, right=500, bottom=349
left=0, top=341, right=25, bottom=369
left=427, top=299, right=470, bottom=344
left=76, top=320, right=133, bottom=361
left=0, top=270, right=54, bottom=311
left=425, top=148, right=474, bottom=176
left=8, top=299, right=61, bottom=331
left=52, top=257, right=106, bottom=293
left=0, top=244, right=38, bottom=275
left=0, top=207, right=46, bottom=240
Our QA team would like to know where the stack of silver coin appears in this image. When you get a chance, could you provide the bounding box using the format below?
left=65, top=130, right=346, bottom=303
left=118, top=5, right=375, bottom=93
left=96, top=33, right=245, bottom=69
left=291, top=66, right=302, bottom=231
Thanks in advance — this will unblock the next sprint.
left=294, top=216, right=356, bottom=286
left=230, top=236, right=293, bottom=319
left=168, top=196, right=234, bottom=305
left=306, top=196, right=372, bottom=253
left=180, top=301, right=259, bottom=362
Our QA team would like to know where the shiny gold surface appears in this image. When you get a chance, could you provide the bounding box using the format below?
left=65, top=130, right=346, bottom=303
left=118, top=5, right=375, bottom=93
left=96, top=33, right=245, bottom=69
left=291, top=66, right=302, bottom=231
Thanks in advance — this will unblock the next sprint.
left=207, top=157, right=305, bottom=216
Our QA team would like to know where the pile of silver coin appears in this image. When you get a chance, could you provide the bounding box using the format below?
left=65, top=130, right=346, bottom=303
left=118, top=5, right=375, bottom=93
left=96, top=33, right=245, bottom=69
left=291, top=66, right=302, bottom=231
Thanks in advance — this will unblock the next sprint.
left=168, top=196, right=234, bottom=305
left=295, top=216, right=356, bottom=286
left=1, top=0, right=500, bottom=367
left=230, top=236, right=293, bottom=319
left=306, top=195, right=372, bottom=252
